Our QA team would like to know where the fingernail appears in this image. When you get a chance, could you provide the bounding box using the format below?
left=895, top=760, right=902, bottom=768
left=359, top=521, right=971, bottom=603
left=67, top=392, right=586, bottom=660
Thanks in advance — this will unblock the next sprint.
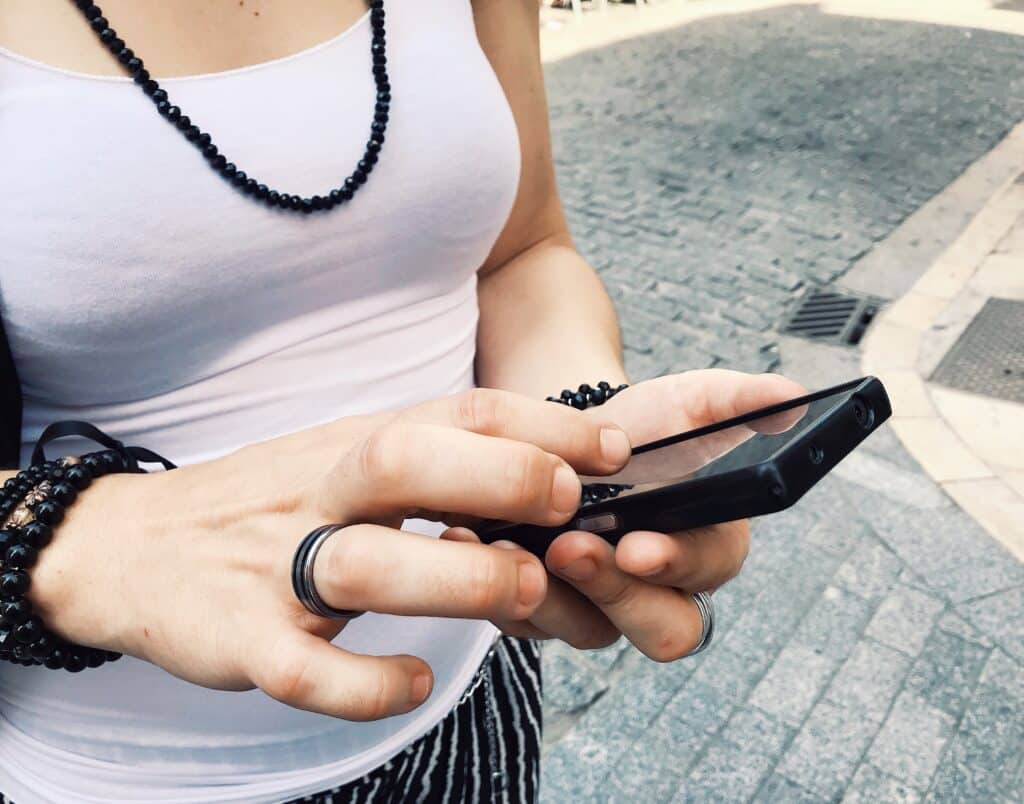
left=556, top=557, right=597, bottom=581
left=491, top=540, right=520, bottom=551
left=600, top=427, right=631, bottom=465
left=517, top=560, right=546, bottom=608
left=410, top=673, right=432, bottom=705
left=551, top=464, right=581, bottom=514
left=635, top=563, right=667, bottom=577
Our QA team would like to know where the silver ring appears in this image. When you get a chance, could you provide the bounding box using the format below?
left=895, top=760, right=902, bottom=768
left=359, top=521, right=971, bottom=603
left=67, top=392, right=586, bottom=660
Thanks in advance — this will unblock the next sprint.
left=686, top=591, right=715, bottom=657
left=291, top=524, right=365, bottom=619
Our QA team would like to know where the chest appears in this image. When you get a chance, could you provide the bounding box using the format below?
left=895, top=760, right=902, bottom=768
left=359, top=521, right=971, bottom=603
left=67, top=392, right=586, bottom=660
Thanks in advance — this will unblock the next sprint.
left=0, top=0, right=520, bottom=401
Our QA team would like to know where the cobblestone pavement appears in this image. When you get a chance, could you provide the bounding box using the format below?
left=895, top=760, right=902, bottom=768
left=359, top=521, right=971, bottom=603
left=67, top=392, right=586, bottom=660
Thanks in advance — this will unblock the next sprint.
left=539, top=6, right=1024, bottom=803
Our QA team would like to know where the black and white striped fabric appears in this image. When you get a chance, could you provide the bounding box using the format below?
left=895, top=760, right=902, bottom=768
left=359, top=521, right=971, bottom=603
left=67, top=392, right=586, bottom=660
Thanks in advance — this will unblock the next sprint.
left=287, top=637, right=543, bottom=804
left=0, top=637, right=543, bottom=804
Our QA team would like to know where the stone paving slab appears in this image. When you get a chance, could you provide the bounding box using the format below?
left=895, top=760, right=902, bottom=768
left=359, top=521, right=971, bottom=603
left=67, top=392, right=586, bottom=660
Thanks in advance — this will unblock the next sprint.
left=539, top=5, right=1024, bottom=803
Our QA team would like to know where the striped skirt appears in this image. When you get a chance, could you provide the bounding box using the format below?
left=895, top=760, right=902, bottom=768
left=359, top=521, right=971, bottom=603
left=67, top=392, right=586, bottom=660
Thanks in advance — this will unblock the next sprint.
left=1, top=637, right=543, bottom=804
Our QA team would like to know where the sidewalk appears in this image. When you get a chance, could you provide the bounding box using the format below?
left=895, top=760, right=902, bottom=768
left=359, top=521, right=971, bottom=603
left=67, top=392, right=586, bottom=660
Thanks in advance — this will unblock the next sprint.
left=538, top=2, right=1024, bottom=801
left=861, top=139, right=1024, bottom=561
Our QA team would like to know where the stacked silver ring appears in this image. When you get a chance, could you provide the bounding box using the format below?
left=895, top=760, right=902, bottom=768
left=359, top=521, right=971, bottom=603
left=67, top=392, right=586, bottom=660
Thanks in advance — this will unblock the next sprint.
left=686, top=591, right=716, bottom=657
left=291, top=524, right=365, bottom=620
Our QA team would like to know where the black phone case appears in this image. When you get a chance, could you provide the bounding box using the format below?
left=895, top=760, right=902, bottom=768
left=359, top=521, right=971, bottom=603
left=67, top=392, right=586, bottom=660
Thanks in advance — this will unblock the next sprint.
left=478, top=377, right=891, bottom=559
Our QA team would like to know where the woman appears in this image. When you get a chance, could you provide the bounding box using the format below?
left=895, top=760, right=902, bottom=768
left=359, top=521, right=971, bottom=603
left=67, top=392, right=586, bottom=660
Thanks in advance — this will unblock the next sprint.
left=0, top=1, right=802, bottom=801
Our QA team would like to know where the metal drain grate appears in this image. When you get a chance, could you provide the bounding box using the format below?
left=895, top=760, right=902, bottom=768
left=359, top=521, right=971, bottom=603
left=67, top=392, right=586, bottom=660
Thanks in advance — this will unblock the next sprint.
left=781, top=288, right=882, bottom=345
left=930, top=297, right=1024, bottom=404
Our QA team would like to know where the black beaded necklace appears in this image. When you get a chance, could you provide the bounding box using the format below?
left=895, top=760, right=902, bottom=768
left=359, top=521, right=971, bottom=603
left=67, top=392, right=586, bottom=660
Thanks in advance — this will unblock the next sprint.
left=71, top=0, right=390, bottom=214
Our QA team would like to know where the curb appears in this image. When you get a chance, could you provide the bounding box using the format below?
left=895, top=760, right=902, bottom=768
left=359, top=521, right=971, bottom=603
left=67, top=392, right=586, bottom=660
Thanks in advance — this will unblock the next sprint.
left=860, top=135, right=1024, bottom=561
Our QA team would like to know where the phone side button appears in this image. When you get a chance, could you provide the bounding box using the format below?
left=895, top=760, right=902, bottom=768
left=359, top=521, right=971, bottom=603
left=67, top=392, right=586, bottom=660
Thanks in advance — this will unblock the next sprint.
left=575, top=513, right=621, bottom=533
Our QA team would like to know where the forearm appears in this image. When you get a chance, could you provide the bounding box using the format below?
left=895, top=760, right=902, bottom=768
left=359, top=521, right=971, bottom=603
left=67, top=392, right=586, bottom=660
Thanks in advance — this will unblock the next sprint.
left=476, top=236, right=629, bottom=399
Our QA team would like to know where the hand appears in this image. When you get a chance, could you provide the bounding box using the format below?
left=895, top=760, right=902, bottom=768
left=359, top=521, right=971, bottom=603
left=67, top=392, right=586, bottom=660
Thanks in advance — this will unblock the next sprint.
left=27, top=389, right=632, bottom=721
left=455, top=369, right=806, bottom=662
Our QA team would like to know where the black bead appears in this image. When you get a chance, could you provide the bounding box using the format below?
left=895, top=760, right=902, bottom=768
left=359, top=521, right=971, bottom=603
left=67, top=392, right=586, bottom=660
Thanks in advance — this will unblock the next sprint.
left=156, top=100, right=171, bottom=116
left=311, top=195, right=326, bottom=210
left=197, top=132, right=212, bottom=148
left=44, top=649, right=65, bottom=670
left=570, top=392, right=588, bottom=410
left=49, top=482, right=77, bottom=506
left=277, top=193, right=292, bottom=209
left=107, top=36, right=125, bottom=53
left=357, top=159, right=372, bottom=174
left=86, top=648, right=107, bottom=668
left=133, top=68, right=151, bottom=85
left=375, top=101, right=389, bottom=113
left=363, top=151, right=378, bottom=166
left=1, top=599, right=31, bottom=625
left=175, top=114, right=192, bottom=131
left=205, top=145, right=221, bottom=162
left=369, top=0, right=383, bottom=8
left=244, top=178, right=258, bottom=195
left=186, top=125, right=201, bottom=142
left=231, top=170, right=248, bottom=187
left=366, top=138, right=382, bottom=154
left=0, top=571, right=29, bottom=597
left=288, top=195, right=302, bottom=210
left=372, top=42, right=385, bottom=56
left=100, top=450, right=124, bottom=472
left=90, top=16, right=108, bottom=32
left=255, top=183, right=269, bottom=200
left=578, top=383, right=593, bottom=394
left=98, top=27, right=116, bottom=44
left=597, top=380, right=612, bottom=390
left=221, top=162, right=237, bottom=178
left=590, top=387, right=607, bottom=405
left=0, top=530, right=17, bottom=553
left=13, top=616, right=42, bottom=645
left=12, top=644, right=31, bottom=661
left=143, top=79, right=159, bottom=95
left=374, top=111, right=388, bottom=124
left=19, top=521, right=52, bottom=549
left=377, top=90, right=391, bottom=103
left=34, top=500, right=64, bottom=526
left=105, top=650, right=122, bottom=662
left=268, top=190, right=280, bottom=205
left=5, top=544, right=38, bottom=570
left=353, top=169, right=368, bottom=185
left=82, top=4, right=102, bottom=20
left=300, top=198, right=314, bottom=214
left=371, top=121, right=386, bottom=135
left=370, top=8, right=385, bottom=24
left=64, top=651, right=87, bottom=673
left=117, top=47, right=135, bottom=65
left=64, top=464, right=92, bottom=491
left=372, top=64, right=387, bottom=78
left=126, top=56, right=143, bottom=74
left=151, top=88, right=168, bottom=104
left=29, top=633, right=56, bottom=660
left=0, top=627, right=14, bottom=652
left=329, top=189, right=344, bottom=206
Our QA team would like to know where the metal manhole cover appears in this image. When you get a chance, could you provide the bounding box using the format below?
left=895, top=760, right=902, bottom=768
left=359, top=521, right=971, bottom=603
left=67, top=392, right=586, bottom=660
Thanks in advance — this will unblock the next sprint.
left=781, top=287, right=882, bottom=346
left=930, top=297, right=1024, bottom=404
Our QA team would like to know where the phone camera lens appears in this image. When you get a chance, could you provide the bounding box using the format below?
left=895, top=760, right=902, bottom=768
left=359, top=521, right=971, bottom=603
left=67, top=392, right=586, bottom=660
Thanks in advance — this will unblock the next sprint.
left=852, top=397, right=875, bottom=430
left=808, top=445, right=824, bottom=465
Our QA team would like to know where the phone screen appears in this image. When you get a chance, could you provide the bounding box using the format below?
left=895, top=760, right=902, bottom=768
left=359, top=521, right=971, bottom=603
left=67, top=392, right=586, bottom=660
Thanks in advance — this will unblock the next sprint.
left=579, top=378, right=869, bottom=506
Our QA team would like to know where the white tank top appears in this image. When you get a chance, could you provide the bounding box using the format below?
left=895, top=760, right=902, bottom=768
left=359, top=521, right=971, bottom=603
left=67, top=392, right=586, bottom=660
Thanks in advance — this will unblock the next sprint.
left=0, top=1, right=520, bottom=800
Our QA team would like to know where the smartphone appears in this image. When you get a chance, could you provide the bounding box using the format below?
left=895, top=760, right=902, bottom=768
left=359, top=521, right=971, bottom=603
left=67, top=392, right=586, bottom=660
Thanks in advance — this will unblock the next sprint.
left=478, top=376, right=891, bottom=558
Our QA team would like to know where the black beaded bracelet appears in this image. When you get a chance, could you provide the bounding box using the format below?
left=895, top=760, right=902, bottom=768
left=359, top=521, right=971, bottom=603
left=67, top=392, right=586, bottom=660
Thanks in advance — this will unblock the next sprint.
left=0, top=422, right=176, bottom=672
left=546, top=380, right=630, bottom=410
left=546, top=381, right=633, bottom=505
left=0, top=452, right=130, bottom=670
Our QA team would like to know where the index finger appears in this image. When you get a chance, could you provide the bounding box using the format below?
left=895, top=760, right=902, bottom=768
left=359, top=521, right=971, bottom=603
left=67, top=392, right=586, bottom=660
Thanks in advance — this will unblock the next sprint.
left=404, top=388, right=631, bottom=475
